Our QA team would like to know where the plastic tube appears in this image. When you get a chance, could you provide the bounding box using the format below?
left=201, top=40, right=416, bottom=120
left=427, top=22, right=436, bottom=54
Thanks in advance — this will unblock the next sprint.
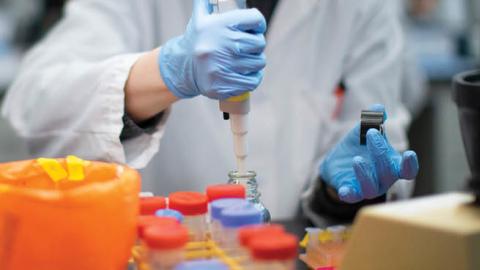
left=169, top=191, right=208, bottom=241
left=229, top=113, right=249, bottom=174
left=210, top=199, right=248, bottom=244
left=303, top=227, right=324, bottom=267
left=137, top=216, right=179, bottom=241
left=305, top=227, right=322, bottom=256
left=248, top=233, right=298, bottom=270
left=220, top=202, right=263, bottom=255
left=136, top=216, right=180, bottom=264
left=143, top=224, right=189, bottom=270
left=237, top=224, right=286, bottom=259
left=327, top=226, right=346, bottom=244
left=323, top=225, right=347, bottom=267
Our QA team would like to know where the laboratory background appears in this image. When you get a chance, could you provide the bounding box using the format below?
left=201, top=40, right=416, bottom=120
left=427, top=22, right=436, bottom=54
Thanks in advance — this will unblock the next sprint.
left=0, top=0, right=480, bottom=269
left=1, top=0, right=478, bottom=198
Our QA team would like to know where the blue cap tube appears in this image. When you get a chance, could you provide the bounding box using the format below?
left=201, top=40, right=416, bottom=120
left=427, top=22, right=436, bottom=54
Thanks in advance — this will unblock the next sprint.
left=220, top=202, right=262, bottom=228
left=210, top=198, right=248, bottom=221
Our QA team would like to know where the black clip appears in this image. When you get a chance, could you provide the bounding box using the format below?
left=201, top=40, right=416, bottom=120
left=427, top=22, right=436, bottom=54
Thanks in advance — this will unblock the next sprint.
left=360, top=110, right=385, bottom=145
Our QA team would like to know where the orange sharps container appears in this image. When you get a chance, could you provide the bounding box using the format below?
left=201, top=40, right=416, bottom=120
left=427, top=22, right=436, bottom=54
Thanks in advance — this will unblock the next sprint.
left=0, top=158, right=141, bottom=270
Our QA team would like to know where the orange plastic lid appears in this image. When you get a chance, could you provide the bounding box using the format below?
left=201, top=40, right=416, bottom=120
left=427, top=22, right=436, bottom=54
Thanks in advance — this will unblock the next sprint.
left=140, top=196, right=167, bottom=215
left=169, top=191, right=208, bottom=215
left=144, top=225, right=189, bottom=250
left=206, top=184, right=246, bottom=202
left=137, top=216, right=179, bottom=239
left=237, top=224, right=285, bottom=247
left=249, top=233, right=298, bottom=261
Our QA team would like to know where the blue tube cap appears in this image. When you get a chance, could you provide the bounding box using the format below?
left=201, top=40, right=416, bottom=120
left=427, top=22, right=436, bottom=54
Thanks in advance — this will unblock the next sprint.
left=220, top=202, right=262, bottom=228
left=210, top=198, right=248, bottom=221
left=174, top=259, right=229, bottom=270
left=155, top=209, right=184, bottom=223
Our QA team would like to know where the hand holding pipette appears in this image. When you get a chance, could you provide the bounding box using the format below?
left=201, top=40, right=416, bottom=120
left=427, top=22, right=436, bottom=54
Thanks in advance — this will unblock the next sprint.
left=211, top=0, right=266, bottom=174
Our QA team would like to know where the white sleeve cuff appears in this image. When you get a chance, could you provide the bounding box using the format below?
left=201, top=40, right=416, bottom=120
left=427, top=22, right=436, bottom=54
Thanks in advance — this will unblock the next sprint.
left=98, top=52, right=170, bottom=169
left=122, top=108, right=170, bottom=169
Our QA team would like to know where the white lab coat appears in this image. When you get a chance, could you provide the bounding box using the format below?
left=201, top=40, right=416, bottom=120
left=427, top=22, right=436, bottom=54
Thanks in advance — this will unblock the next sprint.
left=2, top=0, right=413, bottom=219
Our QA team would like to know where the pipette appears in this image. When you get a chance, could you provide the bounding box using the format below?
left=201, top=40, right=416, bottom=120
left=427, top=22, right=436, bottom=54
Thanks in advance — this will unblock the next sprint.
left=211, top=0, right=250, bottom=174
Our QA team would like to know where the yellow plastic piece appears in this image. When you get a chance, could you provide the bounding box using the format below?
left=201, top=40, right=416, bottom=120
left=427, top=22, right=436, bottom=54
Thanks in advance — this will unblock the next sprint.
left=300, top=233, right=309, bottom=248
left=185, top=249, right=215, bottom=260
left=186, top=241, right=211, bottom=250
left=319, top=231, right=332, bottom=244
left=66, top=155, right=86, bottom=181
left=301, top=228, right=351, bottom=248
left=226, top=92, right=250, bottom=102
left=37, top=158, right=68, bottom=182
left=221, top=256, right=242, bottom=270
left=300, top=230, right=338, bottom=247
left=131, top=246, right=150, bottom=270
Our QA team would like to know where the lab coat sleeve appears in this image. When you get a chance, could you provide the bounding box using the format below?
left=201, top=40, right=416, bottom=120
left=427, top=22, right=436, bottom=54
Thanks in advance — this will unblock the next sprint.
left=121, top=112, right=167, bottom=141
left=1, top=0, right=167, bottom=168
left=301, top=0, right=411, bottom=224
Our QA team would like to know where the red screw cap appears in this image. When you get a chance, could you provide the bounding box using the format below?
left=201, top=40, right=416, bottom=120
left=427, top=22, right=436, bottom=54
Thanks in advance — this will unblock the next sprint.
left=249, top=233, right=298, bottom=261
left=169, top=191, right=208, bottom=215
left=206, top=184, right=246, bottom=202
left=140, top=196, right=167, bottom=215
left=237, top=224, right=285, bottom=247
left=137, top=215, right=179, bottom=239
left=144, top=225, right=189, bottom=250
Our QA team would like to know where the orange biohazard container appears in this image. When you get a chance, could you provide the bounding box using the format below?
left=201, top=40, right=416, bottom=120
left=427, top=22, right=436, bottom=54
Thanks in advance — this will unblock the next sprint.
left=0, top=157, right=141, bottom=270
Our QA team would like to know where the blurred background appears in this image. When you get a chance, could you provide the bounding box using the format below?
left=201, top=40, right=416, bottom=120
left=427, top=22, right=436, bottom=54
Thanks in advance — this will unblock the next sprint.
left=0, top=0, right=478, bottom=197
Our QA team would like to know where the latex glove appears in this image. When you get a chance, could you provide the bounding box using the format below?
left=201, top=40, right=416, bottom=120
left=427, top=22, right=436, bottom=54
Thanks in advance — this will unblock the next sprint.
left=159, top=0, right=267, bottom=100
left=320, top=104, right=419, bottom=203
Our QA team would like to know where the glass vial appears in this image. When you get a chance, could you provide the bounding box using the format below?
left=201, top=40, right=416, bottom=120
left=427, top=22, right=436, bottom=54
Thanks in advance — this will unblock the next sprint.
left=227, top=171, right=271, bottom=223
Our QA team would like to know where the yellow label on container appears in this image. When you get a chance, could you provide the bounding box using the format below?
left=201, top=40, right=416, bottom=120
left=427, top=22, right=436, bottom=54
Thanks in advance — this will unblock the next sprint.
left=66, top=155, right=85, bottom=181
left=37, top=158, right=68, bottom=182
left=226, top=92, right=250, bottom=102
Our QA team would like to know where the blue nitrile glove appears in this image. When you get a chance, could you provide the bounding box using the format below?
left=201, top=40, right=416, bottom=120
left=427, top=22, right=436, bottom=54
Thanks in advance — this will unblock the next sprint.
left=159, top=0, right=267, bottom=100
left=320, top=104, right=419, bottom=203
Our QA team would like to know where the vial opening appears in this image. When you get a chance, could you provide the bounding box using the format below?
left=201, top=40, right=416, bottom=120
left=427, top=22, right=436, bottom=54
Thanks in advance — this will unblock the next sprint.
left=228, top=170, right=256, bottom=179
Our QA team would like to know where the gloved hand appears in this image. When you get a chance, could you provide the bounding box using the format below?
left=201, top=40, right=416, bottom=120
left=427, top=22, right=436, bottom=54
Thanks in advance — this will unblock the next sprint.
left=320, top=104, right=419, bottom=203
left=159, top=0, right=267, bottom=100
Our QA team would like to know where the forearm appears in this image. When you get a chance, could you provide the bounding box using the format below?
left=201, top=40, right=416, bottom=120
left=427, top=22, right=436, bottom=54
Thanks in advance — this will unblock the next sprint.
left=124, top=48, right=178, bottom=123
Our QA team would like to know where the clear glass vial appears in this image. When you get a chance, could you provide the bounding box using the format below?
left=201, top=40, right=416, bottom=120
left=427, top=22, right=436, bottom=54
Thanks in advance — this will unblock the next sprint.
left=227, top=171, right=271, bottom=223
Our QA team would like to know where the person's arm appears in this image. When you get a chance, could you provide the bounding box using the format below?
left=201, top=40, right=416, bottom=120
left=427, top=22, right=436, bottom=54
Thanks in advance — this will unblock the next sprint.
left=124, top=0, right=268, bottom=134
left=124, top=48, right=178, bottom=124
left=2, top=0, right=267, bottom=169
left=2, top=0, right=164, bottom=167
left=302, top=0, right=415, bottom=224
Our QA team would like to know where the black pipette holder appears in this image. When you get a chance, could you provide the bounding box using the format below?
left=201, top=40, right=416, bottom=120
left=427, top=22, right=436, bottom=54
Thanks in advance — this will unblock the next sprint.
left=453, top=70, right=480, bottom=205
